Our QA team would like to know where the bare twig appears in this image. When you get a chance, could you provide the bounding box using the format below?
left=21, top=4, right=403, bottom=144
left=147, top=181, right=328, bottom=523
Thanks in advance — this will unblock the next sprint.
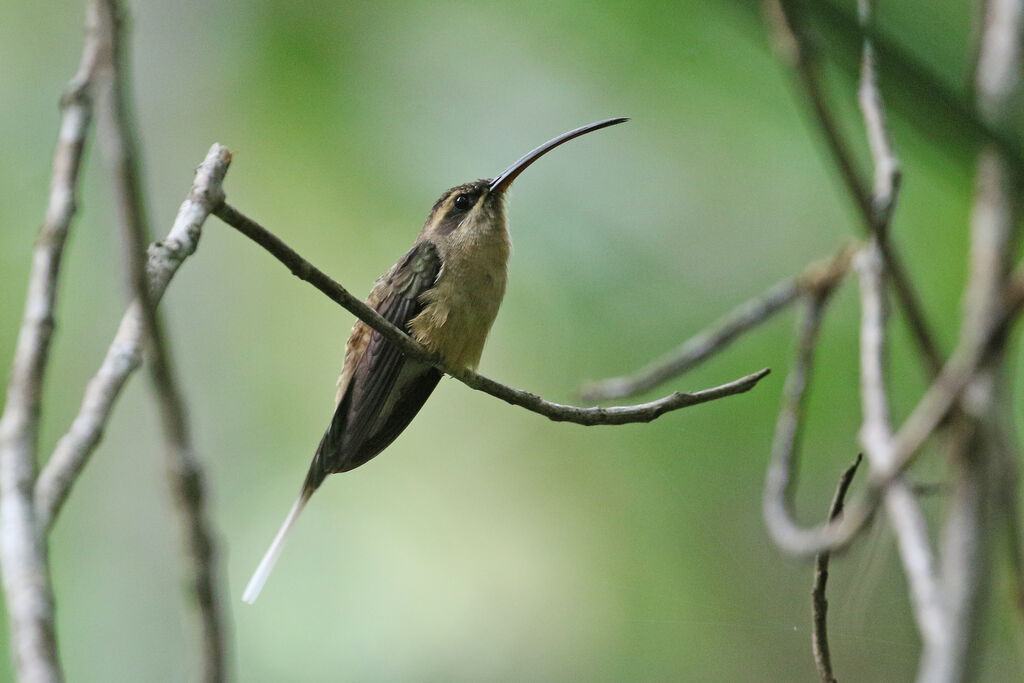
left=767, top=0, right=943, bottom=378
left=212, top=202, right=771, bottom=425
left=90, top=2, right=227, bottom=680
left=760, top=0, right=1024, bottom=571
left=848, top=3, right=948, bottom=648
left=580, top=244, right=854, bottom=402
left=469, top=367, right=771, bottom=425
left=812, top=453, right=863, bottom=683
left=35, top=144, right=232, bottom=530
left=0, top=7, right=103, bottom=680
left=856, top=0, right=901, bottom=228
left=579, top=277, right=797, bottom=401
left=855, top=243, right=944, bottom=649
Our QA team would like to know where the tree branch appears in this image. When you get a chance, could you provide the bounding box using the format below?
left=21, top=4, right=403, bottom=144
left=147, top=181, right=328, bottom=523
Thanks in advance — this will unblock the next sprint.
left=90, top=2, right=227, bottom=679
left=757, top=255, right=1024, bottom=560
left=856, top=0, right=901, bottom=228
left=919, top=1, right=1024, bottom=678
left=760, top=0, right=1024, bottom=568
left=801, top=0, right=1024, bottom=175
left=872, top=309, right=1007, bottom=485
left=855, top=242, right=945, bottom=650
left=812, top=453, right=862, bottom=683
left=580, top=243, right=854, bottom=402
left=0, top=5, right=103, bottom=679
left=212, top=201, right=771, bottom=425
left=846, top=0, right=948, bottom=653
left=35, top=143, right=232, bottom=530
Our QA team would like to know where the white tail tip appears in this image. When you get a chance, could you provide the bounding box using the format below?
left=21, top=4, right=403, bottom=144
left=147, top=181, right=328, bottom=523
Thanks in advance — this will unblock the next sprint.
left=242, top=496, right=308, bottom=604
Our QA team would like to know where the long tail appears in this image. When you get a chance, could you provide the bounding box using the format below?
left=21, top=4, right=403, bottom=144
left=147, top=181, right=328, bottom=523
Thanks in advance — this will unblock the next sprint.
left=242, top=492, right=312, bottom=604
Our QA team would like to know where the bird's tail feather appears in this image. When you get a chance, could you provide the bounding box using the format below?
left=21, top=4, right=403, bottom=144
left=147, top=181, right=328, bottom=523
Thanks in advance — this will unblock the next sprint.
left=242, top=493, right=311, bottom=604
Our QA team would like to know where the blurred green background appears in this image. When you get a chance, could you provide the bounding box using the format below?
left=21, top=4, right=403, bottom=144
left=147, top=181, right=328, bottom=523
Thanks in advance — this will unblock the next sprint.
left=2, top=0, right=1022, bottom=680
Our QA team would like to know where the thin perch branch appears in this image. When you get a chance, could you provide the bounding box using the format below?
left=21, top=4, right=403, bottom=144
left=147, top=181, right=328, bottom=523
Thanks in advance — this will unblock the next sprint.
left=468, top=367, right=771, bottom=425
left=212, top=202, right=771, bottom=425
left=0, top=6, right=103, bottom=680
left=580, top=242, right=855, bottom=402
left=90, top=2, right=227, bottom=679
left=812, top=453, right=862, bottom=683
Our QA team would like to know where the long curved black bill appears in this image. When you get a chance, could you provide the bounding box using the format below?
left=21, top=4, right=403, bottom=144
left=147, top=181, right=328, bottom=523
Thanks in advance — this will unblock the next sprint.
left=489, top=117, right=628, bottom=195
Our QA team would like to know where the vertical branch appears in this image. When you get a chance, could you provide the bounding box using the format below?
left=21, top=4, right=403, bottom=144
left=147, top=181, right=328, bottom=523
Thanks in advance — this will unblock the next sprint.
left=89, top=1, right=227, bottom=680
left=919, top=1, right=1024, bottom=680
left=0, top=8, right=103, bottom=680
left=855, top=243, right=945, bottom=651
left=856, top=0, right=901, bottom=227
left=969, top=0, right=1024, bottom=625
left=811, top=454, right=862, bottom=683
left=852, top=0, right=947, bottom=659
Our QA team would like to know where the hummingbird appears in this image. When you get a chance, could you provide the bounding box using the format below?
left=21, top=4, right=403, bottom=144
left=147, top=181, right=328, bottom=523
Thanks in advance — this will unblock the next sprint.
left=242, top=117, right=628, bottom=603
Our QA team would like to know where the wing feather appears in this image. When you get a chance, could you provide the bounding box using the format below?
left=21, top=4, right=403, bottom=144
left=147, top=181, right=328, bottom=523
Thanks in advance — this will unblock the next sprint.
left=302, top=241, right=442, bottom=493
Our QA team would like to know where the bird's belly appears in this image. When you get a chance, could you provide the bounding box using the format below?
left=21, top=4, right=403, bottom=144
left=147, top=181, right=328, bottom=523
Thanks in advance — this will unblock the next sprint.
left=411, top=275, right=505, bottom=370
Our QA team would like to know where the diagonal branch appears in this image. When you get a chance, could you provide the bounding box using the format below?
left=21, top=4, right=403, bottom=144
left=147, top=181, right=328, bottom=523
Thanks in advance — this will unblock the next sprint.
left=35, top=144, right=232, bottom=531
left=803, top=0, right=1024, bottom=174
left=212, top=202, right=771, bottom=426
left=579, top=277, right=798, bottom=401
left=580, top=242, right=855, bottom=402
left=760, top=0, right=1024, bottom=561
left=89, top=2, right=228, bottom=680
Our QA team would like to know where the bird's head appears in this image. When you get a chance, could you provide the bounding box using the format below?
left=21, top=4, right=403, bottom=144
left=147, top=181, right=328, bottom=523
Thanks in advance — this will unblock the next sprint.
left=420, top=117, right=628, bottom=248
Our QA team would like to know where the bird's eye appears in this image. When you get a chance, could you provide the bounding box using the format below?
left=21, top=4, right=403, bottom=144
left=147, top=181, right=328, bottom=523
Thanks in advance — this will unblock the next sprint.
left=453, top=194, right=473, bottom=211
